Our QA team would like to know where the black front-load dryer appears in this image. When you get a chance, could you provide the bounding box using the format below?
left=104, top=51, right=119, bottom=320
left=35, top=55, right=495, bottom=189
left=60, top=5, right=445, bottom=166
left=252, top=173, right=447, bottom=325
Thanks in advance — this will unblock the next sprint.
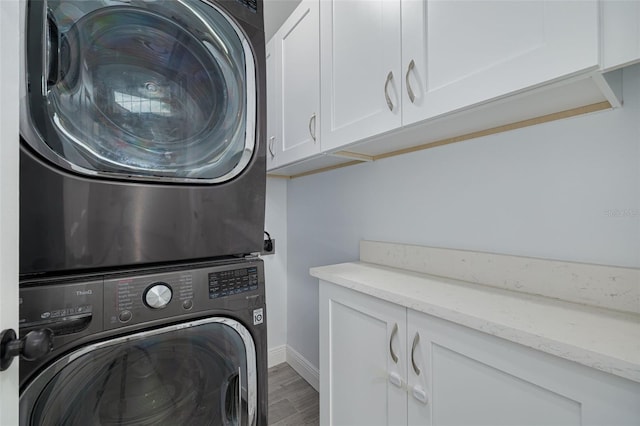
left=20, top=0, right=266, bottom=277
left=19, top=257, right=267, bottom=425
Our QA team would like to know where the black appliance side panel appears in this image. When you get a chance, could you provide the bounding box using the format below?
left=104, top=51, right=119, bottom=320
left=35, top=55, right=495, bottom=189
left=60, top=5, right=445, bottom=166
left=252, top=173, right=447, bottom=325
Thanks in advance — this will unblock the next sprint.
left=215, top=0, right=264, bottom=30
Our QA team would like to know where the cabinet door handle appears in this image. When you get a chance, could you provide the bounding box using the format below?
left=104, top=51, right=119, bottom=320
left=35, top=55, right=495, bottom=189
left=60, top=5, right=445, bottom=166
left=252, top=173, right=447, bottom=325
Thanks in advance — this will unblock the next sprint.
left=308, top=113, right=317, bottom=142
left=411, top=332, right=421, bottom=376
left=384, top=71, right=394, bottom=111
left=268, top=136, right=275, bottom=159
left=389, top=323, right=399, bottom=364
left=405, top=59, right=416, bottom=103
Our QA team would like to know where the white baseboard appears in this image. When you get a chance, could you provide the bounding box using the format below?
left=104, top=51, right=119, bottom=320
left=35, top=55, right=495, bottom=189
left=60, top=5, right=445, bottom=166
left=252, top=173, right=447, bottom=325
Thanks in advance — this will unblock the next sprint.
left=267, top=344, right=320, bottom=392
left=286, top=345, right=319, bottom=392
left=268, top=344, right=287, bottom=368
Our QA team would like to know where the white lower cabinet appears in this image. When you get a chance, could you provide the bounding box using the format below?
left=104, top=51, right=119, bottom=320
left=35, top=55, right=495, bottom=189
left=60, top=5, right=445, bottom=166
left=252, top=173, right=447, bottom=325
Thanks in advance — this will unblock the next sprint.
left=319, top=282, right=406, bottom=426
left=319, top=281, right=640, bottom=426
left=407, top=310, right=640, bottom=426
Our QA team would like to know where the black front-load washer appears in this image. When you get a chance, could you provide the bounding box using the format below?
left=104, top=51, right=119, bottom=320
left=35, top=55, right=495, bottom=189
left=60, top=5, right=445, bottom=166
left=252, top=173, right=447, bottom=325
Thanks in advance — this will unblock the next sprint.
left=19, top=257, right=267, bottom=425
left=20, top=0, right=266, bottom=277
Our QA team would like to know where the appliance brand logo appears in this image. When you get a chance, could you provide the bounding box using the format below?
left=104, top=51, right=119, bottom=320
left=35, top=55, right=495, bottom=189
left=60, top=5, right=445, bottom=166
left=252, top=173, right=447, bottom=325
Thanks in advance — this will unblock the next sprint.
left=76, top=289, right=93, bottom=296
left=253, top=308, right=263, bottom=325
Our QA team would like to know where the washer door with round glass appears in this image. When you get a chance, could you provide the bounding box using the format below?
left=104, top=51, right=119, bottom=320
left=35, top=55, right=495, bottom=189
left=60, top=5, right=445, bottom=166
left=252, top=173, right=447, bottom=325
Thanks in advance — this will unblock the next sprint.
left=22, top=0, right=256, bottom=183
left=20, top=318, right=257, bottom=426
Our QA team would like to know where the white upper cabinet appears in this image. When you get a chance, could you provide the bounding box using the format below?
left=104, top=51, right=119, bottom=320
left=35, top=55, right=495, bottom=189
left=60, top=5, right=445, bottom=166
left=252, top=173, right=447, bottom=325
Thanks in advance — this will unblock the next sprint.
left=320, top=0, right=402, bottom=152
left=270, top=0, right=621, bottom=176
left=602, top=0, right=640, bottom=71
left=401, top=0, right=599, bottom=125
left=265, top=38, right=280, bottom=170
left=321, top=0, right=600, bottom=149
left=270, top=0, right=320, bottom=169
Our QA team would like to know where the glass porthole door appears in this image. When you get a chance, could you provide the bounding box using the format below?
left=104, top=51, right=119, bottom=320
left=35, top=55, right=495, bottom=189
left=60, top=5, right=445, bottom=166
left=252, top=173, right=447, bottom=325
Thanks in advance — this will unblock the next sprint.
left=20, top=318, right=257, bottom=425
left=23, top=0, right=256, bottom=183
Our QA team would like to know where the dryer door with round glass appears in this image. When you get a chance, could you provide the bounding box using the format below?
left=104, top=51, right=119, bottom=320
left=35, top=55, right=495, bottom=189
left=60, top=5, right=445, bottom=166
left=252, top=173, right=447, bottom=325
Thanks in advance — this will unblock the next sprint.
left=23, top=0, right=256, bottom=183
left=20, top=318, right=258, bottom=426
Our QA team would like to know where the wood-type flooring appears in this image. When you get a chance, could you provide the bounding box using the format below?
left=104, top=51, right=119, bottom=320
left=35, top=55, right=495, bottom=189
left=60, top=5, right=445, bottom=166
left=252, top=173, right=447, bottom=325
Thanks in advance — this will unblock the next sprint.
left=267, top=363, right=319, bottom=425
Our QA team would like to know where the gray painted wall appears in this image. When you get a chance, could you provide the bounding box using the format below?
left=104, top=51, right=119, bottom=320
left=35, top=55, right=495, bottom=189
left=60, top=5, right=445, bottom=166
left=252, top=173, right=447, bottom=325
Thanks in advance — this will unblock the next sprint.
left=263, top=178, right=287, bottom=360
left=261, top=0, right=299, bottom=364
left=263, top=0, right=301, bottom=41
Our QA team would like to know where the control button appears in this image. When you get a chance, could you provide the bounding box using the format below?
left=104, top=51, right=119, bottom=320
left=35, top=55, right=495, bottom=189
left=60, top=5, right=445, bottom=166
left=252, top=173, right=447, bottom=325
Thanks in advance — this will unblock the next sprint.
left=182, top=299, right=193, bottom=310
left=119, top=310, right=133, bottom=323
left=144, top=283, right=173, bottom=309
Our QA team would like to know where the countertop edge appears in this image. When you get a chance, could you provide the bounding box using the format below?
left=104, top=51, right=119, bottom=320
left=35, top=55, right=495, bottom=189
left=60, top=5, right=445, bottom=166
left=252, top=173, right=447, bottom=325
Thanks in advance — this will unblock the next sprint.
left=310, top=262, right=640, bottom=384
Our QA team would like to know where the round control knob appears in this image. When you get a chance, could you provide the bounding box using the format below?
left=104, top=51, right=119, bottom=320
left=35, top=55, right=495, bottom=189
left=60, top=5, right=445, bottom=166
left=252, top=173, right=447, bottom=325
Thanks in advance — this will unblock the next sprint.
left=144, top=283, right=172, bottom=309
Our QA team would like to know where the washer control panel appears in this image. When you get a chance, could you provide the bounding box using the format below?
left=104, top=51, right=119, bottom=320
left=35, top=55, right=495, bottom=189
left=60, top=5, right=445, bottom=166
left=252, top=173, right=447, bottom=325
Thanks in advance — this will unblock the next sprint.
left=102, top=260, right=264, bottom=330
left=19, top=280, right=102, bottom=337
left=104, top=270, right=194, bottom=328
left=144, top=283, right=173, bottom=309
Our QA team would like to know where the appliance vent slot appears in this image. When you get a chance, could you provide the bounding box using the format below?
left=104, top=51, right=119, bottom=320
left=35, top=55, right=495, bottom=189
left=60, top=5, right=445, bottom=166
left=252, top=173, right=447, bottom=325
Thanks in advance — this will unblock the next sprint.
left=236, top=0, right=257, bottom=12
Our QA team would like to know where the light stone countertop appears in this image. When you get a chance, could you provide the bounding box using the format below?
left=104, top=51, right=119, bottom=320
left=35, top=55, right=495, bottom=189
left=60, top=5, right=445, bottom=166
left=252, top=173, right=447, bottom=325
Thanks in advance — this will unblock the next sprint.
left=310, top=261, right=640, bottom=384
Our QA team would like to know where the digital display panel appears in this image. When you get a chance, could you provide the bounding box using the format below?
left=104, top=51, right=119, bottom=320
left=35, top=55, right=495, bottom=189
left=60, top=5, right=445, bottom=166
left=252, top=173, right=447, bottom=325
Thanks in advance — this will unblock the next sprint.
left=208, top=267, right=259, bottom=299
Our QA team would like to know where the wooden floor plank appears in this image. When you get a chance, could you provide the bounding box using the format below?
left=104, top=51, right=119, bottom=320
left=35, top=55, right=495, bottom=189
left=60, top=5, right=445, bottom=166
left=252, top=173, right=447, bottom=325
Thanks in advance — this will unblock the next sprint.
left=268, top=363, right=319, bottom=425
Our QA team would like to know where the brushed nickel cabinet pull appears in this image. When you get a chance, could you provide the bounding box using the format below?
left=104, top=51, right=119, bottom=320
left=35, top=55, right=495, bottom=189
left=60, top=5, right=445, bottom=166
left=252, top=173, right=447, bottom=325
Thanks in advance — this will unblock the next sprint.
left=411, top=332, right=421, bottom=375
left=309, top=113, right=317, bottom=142
left=389, top=323, right=399, bottom=363
left=384, top=71, right=394, bottom=111
left=268, top=136, right=275, bottom=158
left=406, top=59, right=416, bottom=103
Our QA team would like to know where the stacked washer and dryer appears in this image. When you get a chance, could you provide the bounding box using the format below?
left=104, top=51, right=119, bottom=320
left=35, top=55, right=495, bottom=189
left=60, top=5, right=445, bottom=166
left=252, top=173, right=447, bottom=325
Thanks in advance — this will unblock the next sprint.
left=18, top=0, right=268, bottom=424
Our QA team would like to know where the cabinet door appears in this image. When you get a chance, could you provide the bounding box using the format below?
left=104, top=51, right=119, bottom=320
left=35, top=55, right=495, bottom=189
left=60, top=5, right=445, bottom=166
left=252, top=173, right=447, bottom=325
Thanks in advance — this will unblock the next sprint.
left=407, top=310, right=640, bottom=426
left=320, top=282, right=407, bottom=426
left=265, top=38, right=280, bottom=170
left=401, top=0, right=599, bottom=125
left=602, top=0, right=640, bottom=70
left=320, top=0, right=402, bottom=152
left=276, top=0, right=320, bottom=167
